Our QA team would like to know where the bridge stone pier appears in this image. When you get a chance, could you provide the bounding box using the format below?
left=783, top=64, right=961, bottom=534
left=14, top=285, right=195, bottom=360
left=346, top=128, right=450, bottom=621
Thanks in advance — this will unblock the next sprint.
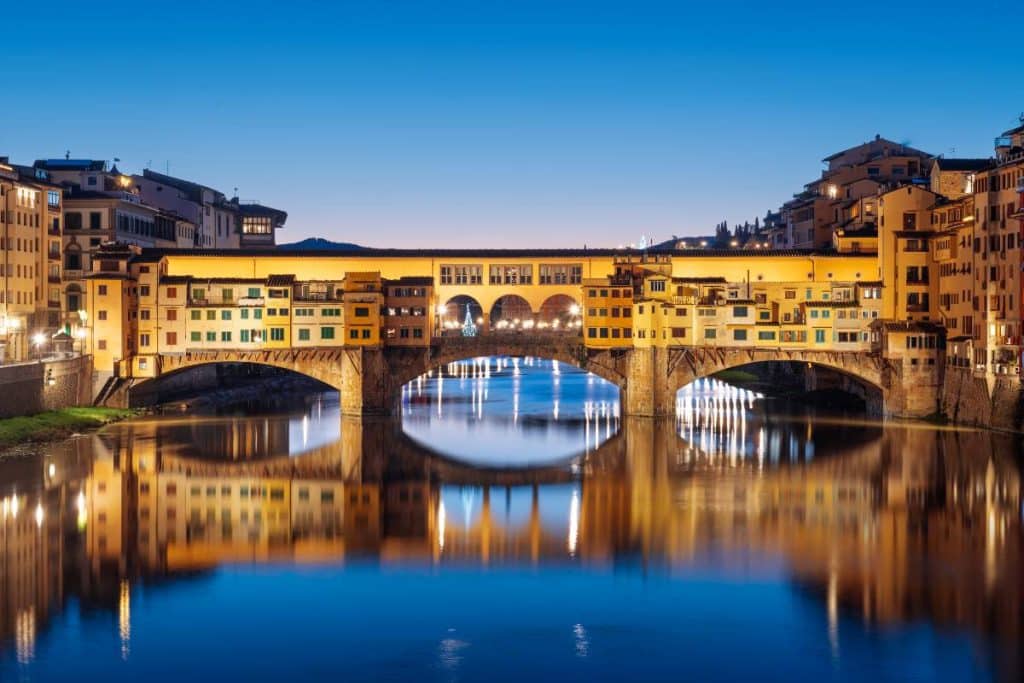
left=125, top=335, right=939, bottom=419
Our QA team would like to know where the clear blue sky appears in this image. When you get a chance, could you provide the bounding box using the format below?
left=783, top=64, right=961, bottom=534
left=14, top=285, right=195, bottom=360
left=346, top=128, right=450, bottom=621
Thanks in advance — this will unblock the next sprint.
left=3, top=0, right=1019, bottom=248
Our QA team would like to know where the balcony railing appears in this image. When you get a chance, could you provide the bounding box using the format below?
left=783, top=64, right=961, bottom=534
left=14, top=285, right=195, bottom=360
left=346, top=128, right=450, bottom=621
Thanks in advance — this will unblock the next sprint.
left=47, top=251, right=60, bottom=261
left=293, top=292, right=341, bottom=302
left=47, top=275, right=61, bottom=284
left=905, top=277, right=930, bottom=285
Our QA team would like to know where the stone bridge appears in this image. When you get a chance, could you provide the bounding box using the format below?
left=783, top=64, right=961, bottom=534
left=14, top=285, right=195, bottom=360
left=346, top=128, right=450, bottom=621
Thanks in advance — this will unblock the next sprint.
left=118, top=334, right=931, bottom=417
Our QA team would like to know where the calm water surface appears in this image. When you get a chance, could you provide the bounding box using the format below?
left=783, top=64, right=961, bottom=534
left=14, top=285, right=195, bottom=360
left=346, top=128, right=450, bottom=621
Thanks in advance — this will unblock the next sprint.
left=0, top=357, right=1021, bottom=682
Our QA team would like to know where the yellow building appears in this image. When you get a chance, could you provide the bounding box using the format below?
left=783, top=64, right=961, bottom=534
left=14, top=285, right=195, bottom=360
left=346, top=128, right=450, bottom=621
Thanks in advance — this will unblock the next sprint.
left=0, top=159, right=66, bottom=361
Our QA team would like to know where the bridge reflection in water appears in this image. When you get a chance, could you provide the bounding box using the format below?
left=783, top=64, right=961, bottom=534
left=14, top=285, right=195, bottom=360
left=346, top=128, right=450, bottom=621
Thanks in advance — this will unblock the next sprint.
left=400, top=356, right=622, bottom=466
left=2, top=401, right=1023, bottom=678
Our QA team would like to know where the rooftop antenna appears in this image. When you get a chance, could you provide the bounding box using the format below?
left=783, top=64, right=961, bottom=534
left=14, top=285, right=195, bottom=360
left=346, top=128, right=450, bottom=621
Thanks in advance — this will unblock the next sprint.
left=64, top=150, right=70, bottom=160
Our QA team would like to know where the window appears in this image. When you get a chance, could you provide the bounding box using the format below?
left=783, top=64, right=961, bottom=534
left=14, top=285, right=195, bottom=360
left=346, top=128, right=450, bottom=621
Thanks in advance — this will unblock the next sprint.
left=240, top=330, right=251, bottom=342
left=350, top=329, right=359, bottom=339
left=139, top=334, right=150, bottom=347
left=650, top=280, right=666, bottom=293
left=221, top=310, right=232, bottom=321
left=704, top=328, right=717, bottom=339
left=757, top=331, right=776, bottom=341
left=247, top=287, right=260, bottom=298
left=221, top=331, right=232, bottom=342
left=538, top=263, right=582, bottom=285
left=206, top=310, right=216, bottom=320
left=354, top=307, right=369, bottom=317
left=166, top=332, right=177, bottom=345
left=190, top=331, right=201, bottom=342
left=270, top=328, right=285, bottom=341
left=298, top=328, right=310, bottom=341
left=242, top=216, right=272, bottom=234
left=733, top=329, right=747, bottom=341
left=361, top=329, right=371, bottom=339
left=321, top=327, right=335, bottom=340
left=191, top=310, right=201, bottom=320
left=89, top=211, right=102, bottom=229
left=98, top=285, right=108, bottom=296
left=167, top=309, right=177, bottom=321
left=440, top=264, right=482, bottom=285
left=206, top=331, right=216, bottom=342
left=488, top=264, right=533, bottom=285
left=98, top=310, right=107, bottom=321
left=732, top=306, right=748, bottom=317
left=814, top=329, right=826, bottom=343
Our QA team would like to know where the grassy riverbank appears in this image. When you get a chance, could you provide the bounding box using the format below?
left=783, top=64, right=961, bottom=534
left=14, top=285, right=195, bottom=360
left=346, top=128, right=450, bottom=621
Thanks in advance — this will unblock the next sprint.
left=0, top=407, right=136, bottom=450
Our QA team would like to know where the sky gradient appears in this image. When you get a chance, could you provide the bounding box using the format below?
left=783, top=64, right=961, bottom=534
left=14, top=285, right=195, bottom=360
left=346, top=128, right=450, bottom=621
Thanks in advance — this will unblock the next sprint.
left=3, top=0, right=1020, bottom=248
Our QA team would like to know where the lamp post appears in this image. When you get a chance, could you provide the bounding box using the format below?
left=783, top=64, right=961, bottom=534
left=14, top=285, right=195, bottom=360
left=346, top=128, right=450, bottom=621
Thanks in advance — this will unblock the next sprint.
left=568, top=304, right=581, bottom=333
left=75, top=309, right=89, bottom=355
left=32, top=332, right=47, bottom=361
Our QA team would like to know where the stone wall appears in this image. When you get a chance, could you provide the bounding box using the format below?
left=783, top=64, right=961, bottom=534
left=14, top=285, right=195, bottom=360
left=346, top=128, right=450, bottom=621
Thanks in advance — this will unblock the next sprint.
left=942, top=368, right=1024, bottom=432
left=0, top=356, right=94, bottom=418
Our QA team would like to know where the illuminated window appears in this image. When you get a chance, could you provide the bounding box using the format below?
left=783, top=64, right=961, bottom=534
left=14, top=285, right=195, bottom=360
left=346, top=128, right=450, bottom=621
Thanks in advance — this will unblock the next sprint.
left=242, top=216, right=272, bottom=234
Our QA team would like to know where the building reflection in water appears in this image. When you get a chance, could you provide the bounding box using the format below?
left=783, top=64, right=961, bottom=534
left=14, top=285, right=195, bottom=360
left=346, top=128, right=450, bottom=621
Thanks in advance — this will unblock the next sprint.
left=0, top=385, right=1022, bottom=679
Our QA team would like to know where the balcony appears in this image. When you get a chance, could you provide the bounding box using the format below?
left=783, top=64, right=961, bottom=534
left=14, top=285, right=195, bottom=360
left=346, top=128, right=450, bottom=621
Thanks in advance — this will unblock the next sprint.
left=47, top=300, right=60, bottom=309
left=293, top=292, right=341, bottom=303
left=905, top=277, right=930, bottom=285
left=47, top=225, right=60, bottom=236
left=237, top=296, right=265, bottom=306
left=47, top=250, right=60, bottom=261
left=47, top=274, right=61, bottom=284
left=906, top=304, right=929, bottom=313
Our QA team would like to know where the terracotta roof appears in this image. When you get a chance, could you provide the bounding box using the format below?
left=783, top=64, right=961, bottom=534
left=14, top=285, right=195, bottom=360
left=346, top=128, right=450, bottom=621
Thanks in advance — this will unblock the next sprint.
left=933, top=157, right=994, bottom=172
left=266, top=274, right=296, bottom=287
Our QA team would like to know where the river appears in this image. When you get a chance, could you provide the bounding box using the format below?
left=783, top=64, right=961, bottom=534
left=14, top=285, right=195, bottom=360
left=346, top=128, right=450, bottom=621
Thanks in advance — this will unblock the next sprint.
left=0, top=357, right=1020, bottom=682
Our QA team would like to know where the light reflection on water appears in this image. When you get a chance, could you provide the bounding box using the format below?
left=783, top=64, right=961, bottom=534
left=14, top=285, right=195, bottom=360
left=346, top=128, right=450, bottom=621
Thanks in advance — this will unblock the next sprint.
left=0, top=358, right=1021, bottom=682
left=400, top=356, right=621, bottom=467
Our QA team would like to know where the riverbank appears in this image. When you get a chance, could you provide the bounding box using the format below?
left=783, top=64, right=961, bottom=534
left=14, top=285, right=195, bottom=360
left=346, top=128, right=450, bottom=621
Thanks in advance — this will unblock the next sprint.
left=0, top=407, right=136, bottom=452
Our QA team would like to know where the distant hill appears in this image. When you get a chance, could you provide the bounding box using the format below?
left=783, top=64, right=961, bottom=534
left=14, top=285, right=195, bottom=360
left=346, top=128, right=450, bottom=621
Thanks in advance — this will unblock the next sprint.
left=278, top=237, right=366, bottom=251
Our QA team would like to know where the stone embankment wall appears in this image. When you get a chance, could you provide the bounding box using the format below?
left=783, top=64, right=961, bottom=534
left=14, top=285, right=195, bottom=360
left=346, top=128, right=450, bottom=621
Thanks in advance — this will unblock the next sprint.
left=941, top=368, right=1024, bottom=432
left=0, top=356, right=94, bottom=418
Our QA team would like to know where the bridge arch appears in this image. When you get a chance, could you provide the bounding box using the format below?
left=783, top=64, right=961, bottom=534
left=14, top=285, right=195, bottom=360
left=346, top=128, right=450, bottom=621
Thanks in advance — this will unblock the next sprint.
left=124, top=351, right=351, bottom=408
left=440, top=295, right=484, bottom=334
left=538, top=294, right=581, bottom=329
left=664, top=347, right=887, bottom=414
left=388, top=336, right=628, bottom=393
left=489, top=294, right=534, bottom=329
